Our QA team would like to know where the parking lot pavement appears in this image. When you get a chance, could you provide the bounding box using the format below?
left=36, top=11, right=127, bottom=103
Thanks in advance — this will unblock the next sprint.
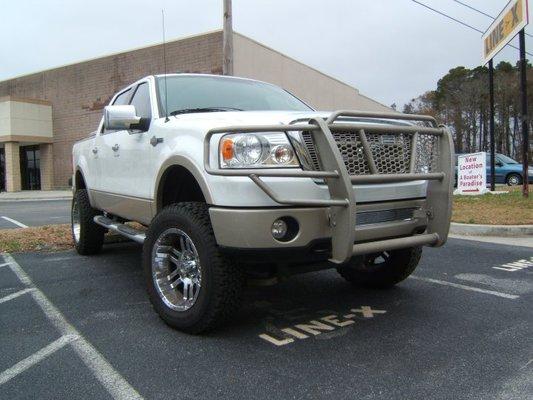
left=1, top=238, right=532, bottom=399
left=0, top=200, right=71, bottom=229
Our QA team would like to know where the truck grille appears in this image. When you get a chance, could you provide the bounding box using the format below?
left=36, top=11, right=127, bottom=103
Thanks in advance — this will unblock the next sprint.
left=301, top=130, right=439, bottom=175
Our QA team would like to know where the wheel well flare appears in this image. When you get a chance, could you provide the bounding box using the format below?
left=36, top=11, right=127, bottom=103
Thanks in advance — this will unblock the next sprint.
left=157, top=166, right=206, bottom=211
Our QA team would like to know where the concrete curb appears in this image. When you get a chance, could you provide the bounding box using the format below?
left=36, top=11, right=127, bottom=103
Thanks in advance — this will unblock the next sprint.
left=0, top=190, right=72, bottom=202
left=0, top=196, right=72, bottom=202
left=450, top=222, right=533, bottom=237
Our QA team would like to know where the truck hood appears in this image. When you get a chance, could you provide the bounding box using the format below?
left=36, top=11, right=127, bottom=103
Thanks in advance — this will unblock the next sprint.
left=164, top=110, right=332, bottom=131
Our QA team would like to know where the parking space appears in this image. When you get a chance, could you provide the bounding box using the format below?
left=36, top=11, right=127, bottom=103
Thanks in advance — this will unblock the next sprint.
left=0, top=200, right=71, bottom=229
left=0, top=238, right=532, bottom=399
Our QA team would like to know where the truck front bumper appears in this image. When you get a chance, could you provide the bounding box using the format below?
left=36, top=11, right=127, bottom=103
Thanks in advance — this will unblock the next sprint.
left=204, top=110, right=454, bottom=263
left=210, top=199, right=429, bottom=250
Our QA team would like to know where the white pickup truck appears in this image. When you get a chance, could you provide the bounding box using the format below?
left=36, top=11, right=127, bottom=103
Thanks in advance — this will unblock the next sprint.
left=72, top=74, right=454, bottom=333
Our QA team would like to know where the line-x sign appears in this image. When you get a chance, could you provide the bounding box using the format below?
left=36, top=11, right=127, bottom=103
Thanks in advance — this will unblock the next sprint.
left=482, top=0, right=529, bottom=64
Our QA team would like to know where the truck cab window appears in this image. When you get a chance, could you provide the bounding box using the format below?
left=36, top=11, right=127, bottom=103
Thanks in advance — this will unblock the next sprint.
left=130, top=83, right=152, bottom=119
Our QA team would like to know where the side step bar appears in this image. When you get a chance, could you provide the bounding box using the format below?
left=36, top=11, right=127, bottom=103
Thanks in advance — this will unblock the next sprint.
left=93, top=215, right=146, bottom=244
left=352, top=233, right=439, bottom=256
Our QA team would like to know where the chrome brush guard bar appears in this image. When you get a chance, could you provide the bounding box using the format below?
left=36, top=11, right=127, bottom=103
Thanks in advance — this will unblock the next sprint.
left=204, top=110, right=454, bottom=264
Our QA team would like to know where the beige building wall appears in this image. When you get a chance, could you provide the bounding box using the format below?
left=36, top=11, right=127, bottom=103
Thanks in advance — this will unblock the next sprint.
left=39, top=143, right=54, bottom=190
left=233, top=33, right=392, bottom=112
left=0, top=30, right=393, bottom=191
left=0, top=97, right=53, bottom=191
left=0, top=30, right=223, bottom=188
left=4, top=142, right=21, bottom=192
left=0, top=97, right=53, bottom=142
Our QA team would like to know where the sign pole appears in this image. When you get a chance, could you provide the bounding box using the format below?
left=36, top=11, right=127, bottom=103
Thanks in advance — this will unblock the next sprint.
left=482, top=0, right=529, bottom=193
left=489, top=59, right=496, bottom=191
left=518, top=29, right=529, bottom=198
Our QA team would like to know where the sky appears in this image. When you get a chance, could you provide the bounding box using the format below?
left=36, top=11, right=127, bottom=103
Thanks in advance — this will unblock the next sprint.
left=1, top=0, right=531, bottom=108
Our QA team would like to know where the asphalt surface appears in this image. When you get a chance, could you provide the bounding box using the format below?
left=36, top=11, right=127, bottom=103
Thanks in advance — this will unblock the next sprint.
left=0, top=238, right=532, bottom=399
left=0, top=200, right=71, bottom=228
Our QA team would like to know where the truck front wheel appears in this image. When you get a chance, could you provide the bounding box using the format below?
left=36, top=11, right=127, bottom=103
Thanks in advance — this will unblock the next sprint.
left=71, top=189, right=105, bottom=255
left=143, top=202, right=244, bottom=333
left=337, top=247, right=422, bottom=289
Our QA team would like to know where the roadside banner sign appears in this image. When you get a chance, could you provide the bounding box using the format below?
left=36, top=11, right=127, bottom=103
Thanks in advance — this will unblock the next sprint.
left=482, top=0, right=529, bottom=64
left=456, top=152, right=489, bottom=195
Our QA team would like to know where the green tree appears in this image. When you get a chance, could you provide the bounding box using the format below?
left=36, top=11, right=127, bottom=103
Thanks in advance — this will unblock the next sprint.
left=404, top=63, right=532, bottom=162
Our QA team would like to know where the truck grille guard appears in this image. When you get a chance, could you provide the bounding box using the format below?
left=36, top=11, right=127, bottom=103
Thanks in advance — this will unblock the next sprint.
left=204, top=110, right=454, bottom=264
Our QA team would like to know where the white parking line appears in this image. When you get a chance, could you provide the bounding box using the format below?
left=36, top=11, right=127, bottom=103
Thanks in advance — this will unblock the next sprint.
left=493, top=257, right=533, bottom=272
left=0, top=262, right=11, bottom=268
left=0, top=334, right=77, bottom=386
left=410, top=276, right=519, bottom=299
left=1, top=253, right=144, bottom=400
left=1, top=216, right=28, bottom=228
left=0, top=288, right=34, bottom=304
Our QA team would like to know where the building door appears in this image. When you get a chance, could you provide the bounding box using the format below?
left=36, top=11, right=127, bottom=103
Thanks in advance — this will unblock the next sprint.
left=20, top=145, right=41, bottom=190
left=0, top=148, right=5, bottom=192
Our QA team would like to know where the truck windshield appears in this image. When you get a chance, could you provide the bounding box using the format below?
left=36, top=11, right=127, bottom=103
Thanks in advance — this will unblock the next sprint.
left=156, top=75, right=312, bottom=116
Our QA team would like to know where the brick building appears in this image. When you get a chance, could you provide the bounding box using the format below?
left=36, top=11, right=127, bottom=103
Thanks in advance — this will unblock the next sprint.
left=0, top=30, right=390, bottom=192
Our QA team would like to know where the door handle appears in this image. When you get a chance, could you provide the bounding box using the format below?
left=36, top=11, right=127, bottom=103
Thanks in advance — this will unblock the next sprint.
left=112, top=144, right=120, bottom=152
left=92, top=147, right=98, bottom=154
left=150, top=136, right=164, bottom=147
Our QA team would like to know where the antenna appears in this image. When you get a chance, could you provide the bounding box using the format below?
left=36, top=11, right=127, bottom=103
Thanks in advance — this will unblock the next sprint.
left=161, top=9, right=169, bottom=122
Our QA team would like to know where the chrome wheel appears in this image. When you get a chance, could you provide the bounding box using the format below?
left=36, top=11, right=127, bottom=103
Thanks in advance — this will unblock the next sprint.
left=71, top=196, right=81, bottom=244
left=151, top=228, right=202, bottom=311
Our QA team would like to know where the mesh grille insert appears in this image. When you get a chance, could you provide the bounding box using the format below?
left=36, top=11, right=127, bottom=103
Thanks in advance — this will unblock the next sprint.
left=301, top=130, right=438, bottom=175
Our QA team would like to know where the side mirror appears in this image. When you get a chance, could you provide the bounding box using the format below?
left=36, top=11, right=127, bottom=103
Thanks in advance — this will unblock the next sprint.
left=495, top=161, right=503, bottom=167
left=104, top=105, right=140, bottom=130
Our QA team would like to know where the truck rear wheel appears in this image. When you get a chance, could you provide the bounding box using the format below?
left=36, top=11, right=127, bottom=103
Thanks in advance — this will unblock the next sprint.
left=71, top=189, right=105, bottom=255
left=143, top=202, right=244, bottom=333
left=337, top=247, right=422, bottom=289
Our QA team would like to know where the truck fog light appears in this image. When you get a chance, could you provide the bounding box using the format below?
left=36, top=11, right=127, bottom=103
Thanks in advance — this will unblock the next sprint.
left=271, top=219, right=288, bottom=239
left=271, top=217, right=299, bottom=242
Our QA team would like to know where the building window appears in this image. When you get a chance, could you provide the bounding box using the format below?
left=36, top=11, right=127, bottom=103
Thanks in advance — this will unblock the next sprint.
left=20, top=145, right=41, bottom=190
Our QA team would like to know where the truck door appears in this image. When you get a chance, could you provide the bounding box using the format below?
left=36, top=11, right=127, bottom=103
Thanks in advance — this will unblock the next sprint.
left=93, top=87, right=132, bottom=195
left=96, top=81, right=156, bottom=220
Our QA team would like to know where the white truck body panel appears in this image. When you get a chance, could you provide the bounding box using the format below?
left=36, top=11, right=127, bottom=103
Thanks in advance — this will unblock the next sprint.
left=75, top=106, right=427, bottom=223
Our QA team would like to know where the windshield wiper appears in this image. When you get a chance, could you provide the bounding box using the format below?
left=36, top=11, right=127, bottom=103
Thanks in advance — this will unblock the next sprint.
left=169, top=107, right=242, bottom=116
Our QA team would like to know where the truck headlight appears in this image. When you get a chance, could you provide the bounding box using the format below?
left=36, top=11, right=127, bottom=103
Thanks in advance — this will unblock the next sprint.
left=219, top=133, right=299, bottom=168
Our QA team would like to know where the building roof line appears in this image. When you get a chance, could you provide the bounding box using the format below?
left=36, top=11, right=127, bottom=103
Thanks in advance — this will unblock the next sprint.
left=233, top=32, right=391, bottom=110
left=233, top=32, right=360, bottom=93
left=354, top=91, right=394, bottom=111
left=0, top=29, right=223, bottom=84
left=1, top=28, right=391, bottom=111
